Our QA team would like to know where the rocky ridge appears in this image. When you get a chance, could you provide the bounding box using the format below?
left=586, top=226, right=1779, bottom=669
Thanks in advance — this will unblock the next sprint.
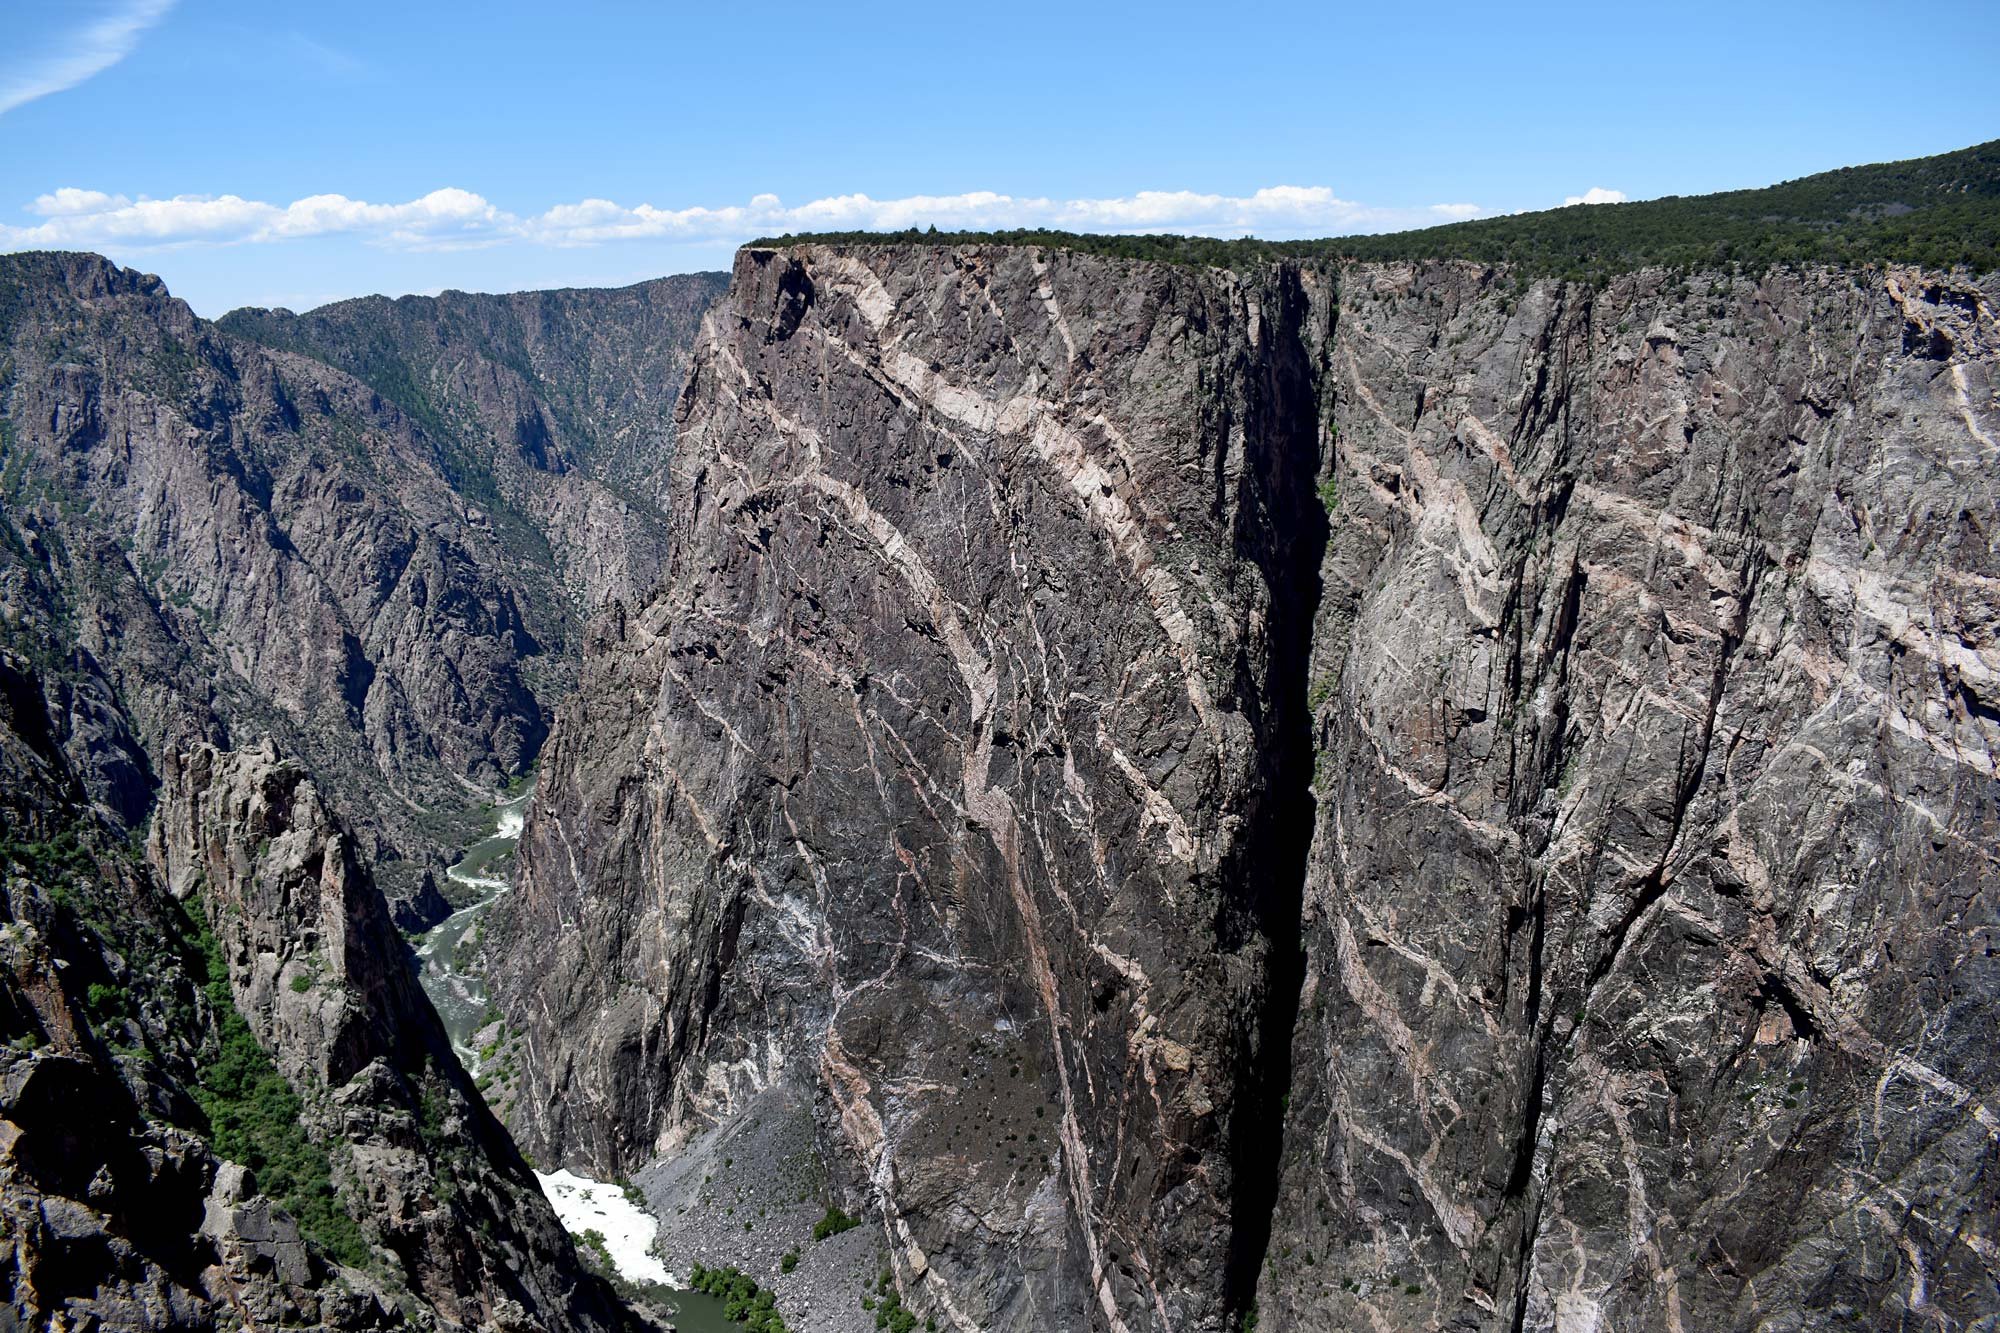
left=1, top=254, right=724, bottom=921
left=0, top=253, right=736, bottom=1330
left=1, top=252, right=555, bottom=914
left=220, top=273, right=729, bottom=613
left=0, top=662, right=632, bottom=1329
left=151, top=739, right=626, bottom=1330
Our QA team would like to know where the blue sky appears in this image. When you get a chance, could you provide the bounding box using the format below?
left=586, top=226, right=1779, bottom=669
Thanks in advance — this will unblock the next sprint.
left=3, top=0, right=1995, bottom=315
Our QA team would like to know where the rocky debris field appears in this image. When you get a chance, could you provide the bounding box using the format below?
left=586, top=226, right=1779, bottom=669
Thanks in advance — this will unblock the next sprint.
left=636, top=1086, right=891, bottom=1333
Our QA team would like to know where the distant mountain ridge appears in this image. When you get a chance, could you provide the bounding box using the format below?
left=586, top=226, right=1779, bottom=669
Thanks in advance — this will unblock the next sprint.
left=219, top=273, right=727, bottom=507
left=220, top=272, right=730, bottom=615
left=0, top=254, right=726, bottom=924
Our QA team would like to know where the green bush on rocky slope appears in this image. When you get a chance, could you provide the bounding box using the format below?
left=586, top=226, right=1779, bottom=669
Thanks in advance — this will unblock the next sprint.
left=688, top=1262, right=790, bottom=1332
left=752, top=137, right=2000, bottom=278
left=182, top=899, right=372, bottom=1269
left=0, top=817, right=370, bottom=1271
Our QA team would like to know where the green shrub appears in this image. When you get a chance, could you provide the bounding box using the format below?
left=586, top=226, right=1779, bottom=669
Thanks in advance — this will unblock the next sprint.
left=780, top=1249, right=799, bottom=1273
left=289, top=973, right=314, bottom=994
left=870, top=1285, right=917, bottom=1333
left=0, top=825, right=97, bottom=884
left=578, top=1227, right=613, bottom=1270
left=85, top=981, right=128, bottom=1018
left=811, top=1204, right=859, bottom=1241
left=688, top=1263, right=790, bottom=1332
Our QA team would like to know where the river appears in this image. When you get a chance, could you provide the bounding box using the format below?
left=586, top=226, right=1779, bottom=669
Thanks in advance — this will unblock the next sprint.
left=412, top=789, right=735, bottom=1332
left=414, top=789, right=529, bottom=1069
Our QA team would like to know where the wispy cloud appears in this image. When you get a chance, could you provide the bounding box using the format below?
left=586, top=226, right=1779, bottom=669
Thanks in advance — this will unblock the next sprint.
left=1, top=183, right=1494, bottom=253
left=280, top=31, right=372, bottom=81
left=0, top=0, right=177, bottom=116
left=1562, top=187, right=1628, bottom=207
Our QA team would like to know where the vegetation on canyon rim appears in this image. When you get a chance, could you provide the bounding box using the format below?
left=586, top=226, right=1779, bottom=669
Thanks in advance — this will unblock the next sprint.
left=754, top=138, right=2000, bottom=279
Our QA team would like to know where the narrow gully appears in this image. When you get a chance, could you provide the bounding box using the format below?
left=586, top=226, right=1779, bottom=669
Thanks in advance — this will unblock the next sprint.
left=1220, top=266, right=1329, bottom=1325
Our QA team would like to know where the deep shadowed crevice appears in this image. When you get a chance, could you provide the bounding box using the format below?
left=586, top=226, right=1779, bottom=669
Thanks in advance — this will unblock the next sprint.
left=1217, top=265, right=1328, bottom=1324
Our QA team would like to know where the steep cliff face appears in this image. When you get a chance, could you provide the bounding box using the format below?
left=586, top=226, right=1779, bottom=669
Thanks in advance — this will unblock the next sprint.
left=496, top=243, right=1332, bottom=1330
left=1269, top=262, right=2000, bottom=1332
left=499, top=244, right=1999, bottom=1331
left=149, top=741, right=627, bottom=1331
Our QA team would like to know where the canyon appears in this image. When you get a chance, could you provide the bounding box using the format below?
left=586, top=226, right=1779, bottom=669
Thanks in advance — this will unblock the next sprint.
left=1, top=146, right=1996, bottom=1333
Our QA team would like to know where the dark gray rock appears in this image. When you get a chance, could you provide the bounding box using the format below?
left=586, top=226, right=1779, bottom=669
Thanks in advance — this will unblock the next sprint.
left=1267, top=261, right=2000, bottom=1333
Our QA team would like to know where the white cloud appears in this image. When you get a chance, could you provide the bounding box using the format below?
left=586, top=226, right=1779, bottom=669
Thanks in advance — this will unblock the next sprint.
left=2, top=183, right=1494, bottom=254
left=31, top=188, right=130, bottom=217
left=2, top=187, right=512, bottom=252
left=0, top=0, right=177, bottom=116
left=1562, top=187, right=1627, bottom=207
left=262, top=189, right=508, bottom=249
